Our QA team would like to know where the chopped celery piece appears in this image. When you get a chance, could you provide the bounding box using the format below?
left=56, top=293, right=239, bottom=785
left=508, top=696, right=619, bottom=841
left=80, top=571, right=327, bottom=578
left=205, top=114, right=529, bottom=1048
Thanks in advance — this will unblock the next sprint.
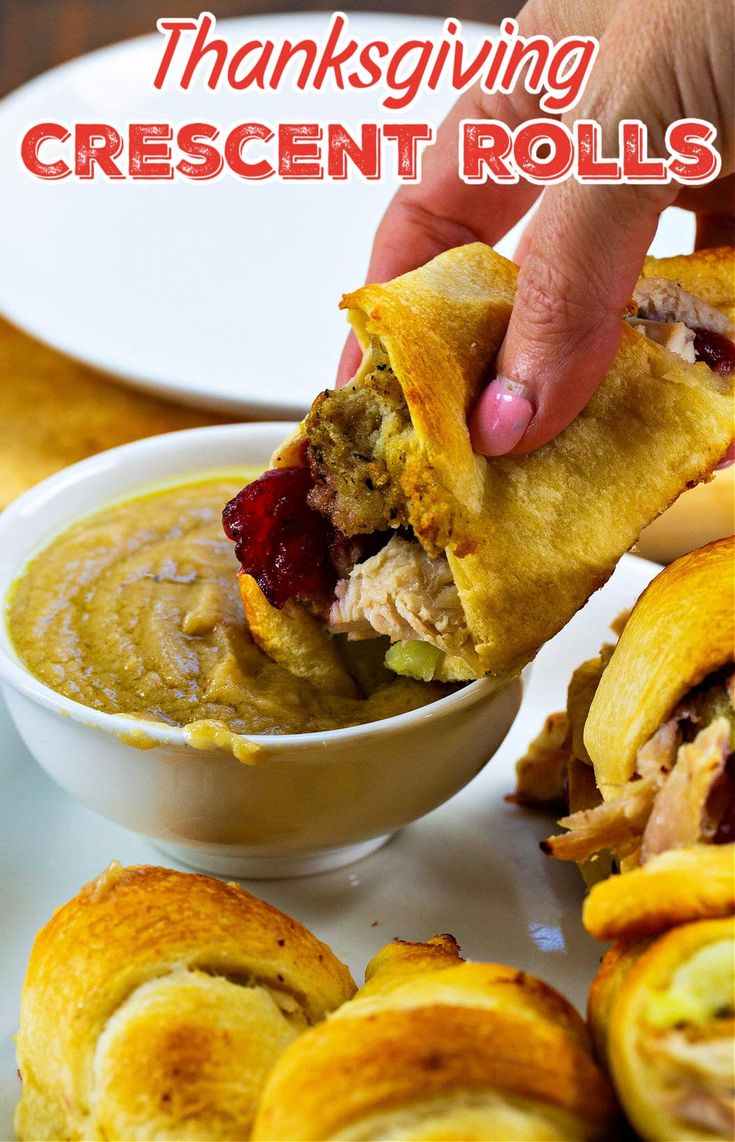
left=385, top=639, right=444, bottom=681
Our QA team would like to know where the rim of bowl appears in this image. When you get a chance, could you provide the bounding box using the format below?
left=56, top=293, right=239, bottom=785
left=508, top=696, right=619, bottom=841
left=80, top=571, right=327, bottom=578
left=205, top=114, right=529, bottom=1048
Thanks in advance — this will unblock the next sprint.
left=0, top=424, right=512, bottom=752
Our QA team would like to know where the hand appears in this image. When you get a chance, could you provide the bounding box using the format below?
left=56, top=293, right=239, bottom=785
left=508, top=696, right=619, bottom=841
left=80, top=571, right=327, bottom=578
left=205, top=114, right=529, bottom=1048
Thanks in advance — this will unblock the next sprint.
left=336, top=0, right=734, bottom=457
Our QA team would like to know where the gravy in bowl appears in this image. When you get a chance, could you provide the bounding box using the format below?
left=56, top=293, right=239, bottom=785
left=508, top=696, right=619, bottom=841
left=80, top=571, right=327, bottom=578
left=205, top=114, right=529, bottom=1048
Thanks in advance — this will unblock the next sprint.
left=7, top=475, right=452, bottom=738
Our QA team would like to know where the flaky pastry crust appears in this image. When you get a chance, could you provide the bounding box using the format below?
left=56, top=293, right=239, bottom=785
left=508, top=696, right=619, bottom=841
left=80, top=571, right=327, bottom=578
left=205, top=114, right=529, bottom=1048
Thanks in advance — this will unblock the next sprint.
left=252, top=936, right=617, bottom=1141
left=15, top=863, right=355, bottom=1141
left=588, top=917, right=735, bottom=1142
left=582, top=844, right=735, bottom=941
left=584, top=536, right=734, bottom=796
left=278, top=245, right=734, bottom=678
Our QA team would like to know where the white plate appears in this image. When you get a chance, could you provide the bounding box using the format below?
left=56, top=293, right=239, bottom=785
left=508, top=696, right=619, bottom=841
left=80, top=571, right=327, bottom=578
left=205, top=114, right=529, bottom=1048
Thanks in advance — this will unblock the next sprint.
left=0, top=550, right=661, bottom=1137
left=0, top=14, right=694, bottom=416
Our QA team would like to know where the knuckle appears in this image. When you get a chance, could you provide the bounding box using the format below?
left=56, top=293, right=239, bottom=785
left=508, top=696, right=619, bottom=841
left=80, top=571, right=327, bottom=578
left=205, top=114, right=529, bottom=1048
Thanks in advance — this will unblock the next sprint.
left=513, top=251, right=605, bottom=348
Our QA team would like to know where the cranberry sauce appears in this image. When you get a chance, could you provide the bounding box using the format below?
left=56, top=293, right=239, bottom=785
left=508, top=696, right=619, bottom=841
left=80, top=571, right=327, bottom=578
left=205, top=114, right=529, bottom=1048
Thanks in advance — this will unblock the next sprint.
left=693, top=328, right=735, bottom=376
left=223, top=467, right=338, bottom=608
left=223, top=467, right=388, bottom=609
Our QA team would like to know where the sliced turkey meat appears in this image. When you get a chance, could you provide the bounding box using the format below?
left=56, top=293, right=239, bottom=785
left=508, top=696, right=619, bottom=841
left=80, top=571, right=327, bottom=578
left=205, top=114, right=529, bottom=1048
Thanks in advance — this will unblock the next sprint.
left=541, top=773, right=660, bottom=863
left=632, top=278, right=734, bottom=337
left=641, top=717, right=731, bottom=860
left=631, top=318, right=698, bottom=363
left=329, top=534, right=472, bottom=658
left=629, top=277, right=735, bottom=368
left=544, top=676, right=734, bottom=866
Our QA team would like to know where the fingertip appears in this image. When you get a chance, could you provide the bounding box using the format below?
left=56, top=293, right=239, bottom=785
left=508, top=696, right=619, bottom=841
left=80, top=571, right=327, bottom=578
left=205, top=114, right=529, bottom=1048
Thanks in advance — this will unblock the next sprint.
left=493, top=177, right=674, bottom=452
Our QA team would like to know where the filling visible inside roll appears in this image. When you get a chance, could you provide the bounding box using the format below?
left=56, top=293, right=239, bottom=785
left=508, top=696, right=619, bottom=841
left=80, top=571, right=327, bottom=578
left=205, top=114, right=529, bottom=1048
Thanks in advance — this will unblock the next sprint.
left=223, top=340, right=473, bottom=681
left=629, top=278, right=735, bottom=374
left=306, top=343, right=417, bottom=542
left=544, top=669, right=735, bottom=866
left=224, top=276, right=735, bottom=683
left=638, top=938, right=735, bottom=1136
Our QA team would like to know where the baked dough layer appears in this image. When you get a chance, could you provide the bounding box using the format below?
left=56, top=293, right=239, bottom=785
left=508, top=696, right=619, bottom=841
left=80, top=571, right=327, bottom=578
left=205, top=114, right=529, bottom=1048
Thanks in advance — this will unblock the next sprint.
left=294, top=244, right=734, bottom=677
left=15, top=863, right=355, bottom=1141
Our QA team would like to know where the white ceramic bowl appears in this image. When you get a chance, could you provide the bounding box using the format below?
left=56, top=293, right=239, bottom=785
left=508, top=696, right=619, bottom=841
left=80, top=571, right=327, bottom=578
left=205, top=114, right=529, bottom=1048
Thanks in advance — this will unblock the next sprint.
left=0, top=424, right=523, bottom=878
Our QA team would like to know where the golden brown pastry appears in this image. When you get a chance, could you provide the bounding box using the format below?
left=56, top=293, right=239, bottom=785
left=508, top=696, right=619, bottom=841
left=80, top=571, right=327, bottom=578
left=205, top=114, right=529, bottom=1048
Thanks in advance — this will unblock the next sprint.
left=512, top=710, right=573, bottom=811
left=251, top=934, right=618, bottom=1141
left=15, top=863, right=355, bottom=1141
left=636, top=247, right=735, bottom=561
left=514, top=636, right=618, bottom=810
left=582, top=845, right=735, bottom=941
left=238, top=574, right=358, bottom=697
left=513, top=637, right=619, bottom=886
left=537, top=538, right=734, bottom=901
left=584, top=536, right=734, bottom=798
left=588, top=917, right=735, bottom=1141
left=225, top=244, right=734, bottom=686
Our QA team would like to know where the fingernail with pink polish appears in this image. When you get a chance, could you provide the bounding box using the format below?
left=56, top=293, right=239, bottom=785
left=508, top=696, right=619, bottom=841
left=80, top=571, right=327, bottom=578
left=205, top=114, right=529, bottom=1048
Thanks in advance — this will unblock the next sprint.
left=470, top=377, right=534, bottom=456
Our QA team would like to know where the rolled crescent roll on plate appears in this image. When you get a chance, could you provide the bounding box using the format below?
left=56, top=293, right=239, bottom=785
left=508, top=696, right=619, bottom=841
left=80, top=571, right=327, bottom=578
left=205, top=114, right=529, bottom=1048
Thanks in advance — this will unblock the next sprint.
left=588, top=917, right=735, bottom=1142
left=251, top=934, right=618, bottom=1141
left=536, top=537, right=734, bottom=917
left=14, top=863, right=355, bottom=1141
left=584, top=536, right=735, bottom=799
left=224, top=245, right=734, bottom=686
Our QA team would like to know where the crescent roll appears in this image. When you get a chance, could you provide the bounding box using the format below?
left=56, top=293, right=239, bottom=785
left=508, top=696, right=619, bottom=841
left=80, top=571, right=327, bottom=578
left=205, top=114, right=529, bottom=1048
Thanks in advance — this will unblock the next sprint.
left=634, top=247, right=735, bottom=563
left=225, top=244, right=734, bottom=686
left=14, top=863, right=355, bottom=1141
left=640, top=246, right=735, bottom=318
left=584, top=535, right=735, bottom=797
left=588, top=917, right=735, bottom=1141
left=251, top=934, right=618, bottom=1141
left=582, top=844, right=735, bottom=941
left=537, top=538, right=734, bottom=892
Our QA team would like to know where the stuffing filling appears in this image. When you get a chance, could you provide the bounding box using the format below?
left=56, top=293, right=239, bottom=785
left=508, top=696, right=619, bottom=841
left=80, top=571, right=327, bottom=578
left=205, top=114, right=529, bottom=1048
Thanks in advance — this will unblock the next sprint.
left=306, top=342, right=414, bottom=538
left=305, top=345, right=469, bottom=660
left=224, top=284, right=735, bottom=673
